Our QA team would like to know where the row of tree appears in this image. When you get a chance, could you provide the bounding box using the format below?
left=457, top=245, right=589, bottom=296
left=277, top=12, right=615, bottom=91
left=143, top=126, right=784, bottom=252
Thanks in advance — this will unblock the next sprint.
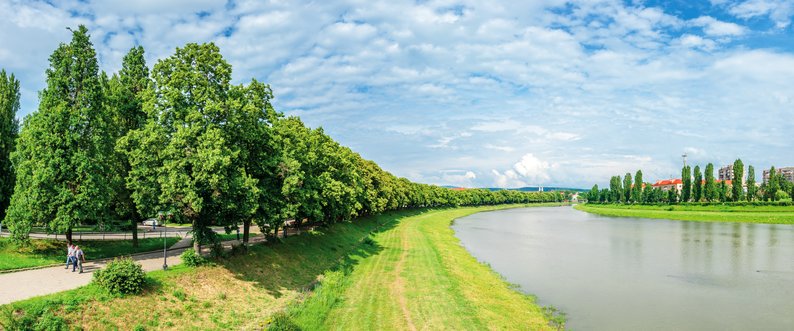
left=586, top=159, right=794, bottom=204
left=0, top=26, right=563, bottom=252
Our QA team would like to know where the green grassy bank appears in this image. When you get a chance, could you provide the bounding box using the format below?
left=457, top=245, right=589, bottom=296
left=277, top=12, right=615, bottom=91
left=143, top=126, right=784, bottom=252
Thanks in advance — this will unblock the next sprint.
left=575, top=203, right=794, bottom=224
left=0, top=237, right=180, bottom=272
left=2, top=204, right=562, bottom=330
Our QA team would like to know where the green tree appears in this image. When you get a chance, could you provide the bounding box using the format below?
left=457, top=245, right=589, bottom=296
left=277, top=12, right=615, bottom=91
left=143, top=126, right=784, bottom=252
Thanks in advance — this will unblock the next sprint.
left=732, top=159, right=744, bottom=201
left=632, top=170, right=643, bottom=203
left=5, top=26, right=113, bottom=242
left=120, top=43, right=258, bottom=253
left=107, top=46, right=151, bottom=247
left=718, top=180, right=728, bottom=202
left=681, top=165, right=691, bottom=203
left=765, top=166, right=779, bottom=201
left=693, top=165, right=703, bottom=202
left=704, top=163, right=716, bottom=202
left=0, top=70, right=19, bottom=222
left=589, top=184, right=599, bottom=202
left=746, top=165, right=757, bottom=201
left=623, top=173, right=632, bottom=203
left=609, top=176, right=622, bottom=203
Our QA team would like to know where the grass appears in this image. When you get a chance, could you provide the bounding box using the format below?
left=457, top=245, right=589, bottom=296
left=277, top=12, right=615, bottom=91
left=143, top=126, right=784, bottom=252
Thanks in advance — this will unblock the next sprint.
left=284, top=204, right=564, bottom=330
left=575, top=203, right=794, bottom=224
left=0, top=237, right=180, bottom=271
left=2, top=204, right=564, bottom=330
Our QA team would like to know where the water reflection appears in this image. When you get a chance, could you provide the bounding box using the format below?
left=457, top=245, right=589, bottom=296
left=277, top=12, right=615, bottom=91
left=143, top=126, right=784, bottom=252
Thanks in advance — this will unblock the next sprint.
left=453, top=206, right=794, bottom=331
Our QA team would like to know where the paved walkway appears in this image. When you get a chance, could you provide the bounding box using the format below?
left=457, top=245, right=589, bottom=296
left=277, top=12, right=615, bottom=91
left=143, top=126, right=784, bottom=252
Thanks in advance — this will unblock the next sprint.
left=0, top=225, right=309, bottom=305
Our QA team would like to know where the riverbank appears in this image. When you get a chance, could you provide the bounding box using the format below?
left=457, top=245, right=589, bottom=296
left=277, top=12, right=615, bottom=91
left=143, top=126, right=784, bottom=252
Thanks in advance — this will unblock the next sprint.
left=1, top=204, right=562, bottom=330
left=575, top=203, right=794, bottom=224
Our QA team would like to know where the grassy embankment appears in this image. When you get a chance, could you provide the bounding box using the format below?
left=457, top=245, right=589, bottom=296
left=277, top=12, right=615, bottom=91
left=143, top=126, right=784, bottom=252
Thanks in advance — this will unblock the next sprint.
left=575, top=203, right=794, bottom=224
left=0, top=237, right=180, bottom=272
left=2, top=204, right=563, bottom=330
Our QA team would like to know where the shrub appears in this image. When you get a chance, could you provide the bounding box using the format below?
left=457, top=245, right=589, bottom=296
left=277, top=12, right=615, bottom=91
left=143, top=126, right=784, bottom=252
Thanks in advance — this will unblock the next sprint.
left=180, top=249, right=207, bottom=267
left=266, top=311, right=300, bottom=331
left=93, top=258, right=146, bottom=294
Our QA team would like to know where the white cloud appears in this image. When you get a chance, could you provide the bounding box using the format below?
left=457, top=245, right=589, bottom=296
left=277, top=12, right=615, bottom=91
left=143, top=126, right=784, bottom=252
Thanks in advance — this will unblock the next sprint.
left=690, top=16, right=746, bottom=36
left=512, top=153, right=552, bottom=184
left=729, top=0, right=794, bottom=28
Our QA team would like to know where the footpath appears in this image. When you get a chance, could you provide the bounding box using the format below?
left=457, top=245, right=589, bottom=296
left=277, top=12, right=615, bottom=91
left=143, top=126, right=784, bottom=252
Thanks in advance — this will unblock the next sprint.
left=0, top=225, right=302, bottom=306
left=0, top=236, right=195, bottom=305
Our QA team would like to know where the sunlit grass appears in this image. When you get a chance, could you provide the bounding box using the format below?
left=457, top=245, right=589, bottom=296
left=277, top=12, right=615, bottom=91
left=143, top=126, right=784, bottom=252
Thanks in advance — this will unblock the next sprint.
left=576, top=204, right=794, bottom=224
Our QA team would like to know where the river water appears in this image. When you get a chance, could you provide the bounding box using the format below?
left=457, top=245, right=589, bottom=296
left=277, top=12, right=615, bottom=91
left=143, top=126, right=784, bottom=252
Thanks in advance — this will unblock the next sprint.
left=452, top=206, right=794, bottom=330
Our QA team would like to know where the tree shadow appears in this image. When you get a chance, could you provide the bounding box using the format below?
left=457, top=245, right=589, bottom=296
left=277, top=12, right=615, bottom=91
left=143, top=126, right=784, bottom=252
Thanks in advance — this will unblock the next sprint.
left=219, top=208, right=430, bottom=298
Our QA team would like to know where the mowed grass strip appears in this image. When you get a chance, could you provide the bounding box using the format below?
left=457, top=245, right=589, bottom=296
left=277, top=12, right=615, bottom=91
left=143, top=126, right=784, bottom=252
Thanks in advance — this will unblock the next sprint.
left=575, top=204, right=794, bottom=224
left=290, top=205, right=557, bottom=330
left=0, top=237, right=180, bottom=271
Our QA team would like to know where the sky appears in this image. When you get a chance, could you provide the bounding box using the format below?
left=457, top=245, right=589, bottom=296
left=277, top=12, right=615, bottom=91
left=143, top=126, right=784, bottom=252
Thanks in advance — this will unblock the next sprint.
left=1, top=0, right=793, bottom=189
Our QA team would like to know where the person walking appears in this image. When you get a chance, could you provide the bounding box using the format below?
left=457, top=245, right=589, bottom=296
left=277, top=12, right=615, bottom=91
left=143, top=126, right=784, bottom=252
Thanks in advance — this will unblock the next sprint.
left=75, top=246, right=85, bottom=273
left=65, top=242, right=75, bottom=269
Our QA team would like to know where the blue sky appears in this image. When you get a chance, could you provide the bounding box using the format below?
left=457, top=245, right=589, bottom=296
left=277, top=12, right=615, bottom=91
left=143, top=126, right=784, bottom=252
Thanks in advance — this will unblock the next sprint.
left=2, top=0, right=794, bottom=189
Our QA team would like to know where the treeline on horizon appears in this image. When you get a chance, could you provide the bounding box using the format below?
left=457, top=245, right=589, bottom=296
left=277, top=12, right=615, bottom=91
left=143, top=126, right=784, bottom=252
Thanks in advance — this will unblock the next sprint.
left=585, top=159, right=794, bottom=205
left=0, top=26, right=564, bottom=252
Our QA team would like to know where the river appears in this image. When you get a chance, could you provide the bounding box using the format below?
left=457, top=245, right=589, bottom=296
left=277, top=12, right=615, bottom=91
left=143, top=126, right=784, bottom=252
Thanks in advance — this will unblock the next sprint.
left=452, top=206, right=794, bottom=330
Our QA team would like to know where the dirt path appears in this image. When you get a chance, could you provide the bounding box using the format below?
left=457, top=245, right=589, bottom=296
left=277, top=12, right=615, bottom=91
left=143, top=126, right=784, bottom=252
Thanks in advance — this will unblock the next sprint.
left=394, top=224, right=417, bottom=331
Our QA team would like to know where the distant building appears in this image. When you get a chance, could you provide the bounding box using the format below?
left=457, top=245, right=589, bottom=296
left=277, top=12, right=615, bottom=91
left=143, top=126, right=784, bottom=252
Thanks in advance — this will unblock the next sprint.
left=652, top=179, right=683, bottom=193
left=652, top=178, right=733, bottom=194
left=719, top=165, right=746, bottom=185
left=763, top=167, right=794, bottom=184
left=718, top=165, right=733, bottom=181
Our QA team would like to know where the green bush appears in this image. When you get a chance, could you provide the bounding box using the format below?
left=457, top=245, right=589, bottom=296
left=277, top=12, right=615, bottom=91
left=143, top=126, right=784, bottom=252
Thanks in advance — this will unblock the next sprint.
left=266, top=311, right=300, bottom=331
left=181, top=249, right=207, bottom=267
left=93, top=258, right=146, bottom=294
left=775, top=190, right=792, bottom=202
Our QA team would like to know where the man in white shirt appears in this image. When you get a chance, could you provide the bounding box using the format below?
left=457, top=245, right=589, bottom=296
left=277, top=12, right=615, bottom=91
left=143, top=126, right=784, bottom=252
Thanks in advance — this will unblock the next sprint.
left=65, top=243, right=75, bottom=269
left=73, top=246, right=85, bottom=273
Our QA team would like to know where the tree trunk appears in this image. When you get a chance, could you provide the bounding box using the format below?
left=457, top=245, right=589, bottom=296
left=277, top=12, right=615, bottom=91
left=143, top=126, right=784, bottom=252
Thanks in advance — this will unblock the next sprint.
left=192, top=219, right=201, bottom=254
left=66, top=228, right=73, bottom=243
left=131, top=217, right=139, bottom=248
left=243, top=219, right=250, bottom=244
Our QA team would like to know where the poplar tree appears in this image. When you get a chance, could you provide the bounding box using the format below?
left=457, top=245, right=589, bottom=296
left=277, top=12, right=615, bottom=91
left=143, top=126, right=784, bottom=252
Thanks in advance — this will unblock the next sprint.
left=746, top=165, right=756, bottom=201
left=632, top=170, right=643, bottom=203
left=623, top=173, right=632, bottom=203
left=681, top=165, right=691, bottom=202
left=704, top=163, right=716, bottom=202
left=5, top=26, right=113, bottom=242
left=693, top=165, right=703, bottom=202
left=0, top=70, right=19, bottom=222
left=107, top=46, right=150, bottom=247
left=765, top=166, right=779, bottom=201
left=732, top=159, right=744, bottom=201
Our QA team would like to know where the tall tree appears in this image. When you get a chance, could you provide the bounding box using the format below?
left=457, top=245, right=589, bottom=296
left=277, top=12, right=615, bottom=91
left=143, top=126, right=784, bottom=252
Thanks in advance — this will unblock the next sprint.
left=681, top=165, right=691, bottom=203
left=704, top=163, right=716, bottom=202
left=5, top=26, right=113, bottom=242
left=120, top=43, right=258, bottom=253
left=718, top=180, right=728, bottom=202
left=746, top=165, right=757, bottom=201
left=0, top=70, right=20, bottom=222
left=107, top=46, right=151, bottom=247
left=609, top=176, right=622, bottom=203
left=623, top=173, right=632, bottom=203
left=693, top=165, right=703, bottom=202
left=732, top=159, right=744, bottom=201
left=765, top=166, right=779, bottom=201
left=632, top=170, right=643, bottom=203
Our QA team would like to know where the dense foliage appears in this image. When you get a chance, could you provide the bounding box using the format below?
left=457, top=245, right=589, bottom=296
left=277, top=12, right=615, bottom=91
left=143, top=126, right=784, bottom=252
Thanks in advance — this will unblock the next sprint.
left=0, top=70, right=19, bottom=223
left=92, top=257, right=146, bottom=294
left=1, top=26, right=563, bottom=252
left=585, top=159, right=794, bottom=204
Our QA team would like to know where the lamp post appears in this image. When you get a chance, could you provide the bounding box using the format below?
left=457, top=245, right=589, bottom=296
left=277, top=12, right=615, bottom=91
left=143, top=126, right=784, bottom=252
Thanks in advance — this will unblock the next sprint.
left=159, top=212, right=171, bottom=270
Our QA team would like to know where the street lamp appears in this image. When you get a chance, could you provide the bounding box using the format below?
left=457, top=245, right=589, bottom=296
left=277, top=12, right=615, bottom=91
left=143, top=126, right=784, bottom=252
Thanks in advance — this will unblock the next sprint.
left=159, top=212, right=172, bottom=270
